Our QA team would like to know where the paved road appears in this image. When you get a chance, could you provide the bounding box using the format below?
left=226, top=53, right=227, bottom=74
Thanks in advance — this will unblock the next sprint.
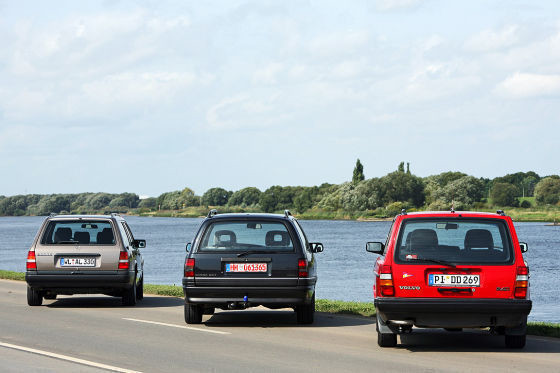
left=1, top=280, right=559, bottom=372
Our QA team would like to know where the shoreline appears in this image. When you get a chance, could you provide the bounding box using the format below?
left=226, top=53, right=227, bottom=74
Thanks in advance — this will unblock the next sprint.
left=1, top=270, right=558, bottom=338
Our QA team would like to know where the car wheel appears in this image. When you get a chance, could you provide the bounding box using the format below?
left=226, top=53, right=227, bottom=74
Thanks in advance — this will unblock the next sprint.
left=27, top=286, right=42, bottom=306
left=376, top=314, right=397, bottom=347
left=122, top=276, right=137, bottom=306
left=296, top=294, right=315, bottom=325
left=185, top=303, right=203, bottom=324
left=136, top=276, right=144, bottom=300
left=505, top=334, right=526, bottom=349
left=44, top=294, right=57, bottom=300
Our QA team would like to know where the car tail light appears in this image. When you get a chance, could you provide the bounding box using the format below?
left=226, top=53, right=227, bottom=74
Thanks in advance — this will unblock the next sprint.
left=379, top=265, right=394, bottom=296
left=118, top=250, right=129, bottom=270
left=184, top=258, right=195, bottom=277
left=298, top=259, right=308, bottom=278
left=514, top=266, right=529, bottom=298
left=26, top=248, right=37, bottom=270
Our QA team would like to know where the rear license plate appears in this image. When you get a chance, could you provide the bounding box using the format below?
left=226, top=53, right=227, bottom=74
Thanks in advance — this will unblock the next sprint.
left=225, top=263, right=267, bottom=273
left=429, top=274, right=480, bottom=287
left=60, top=257, right=96, bottom=267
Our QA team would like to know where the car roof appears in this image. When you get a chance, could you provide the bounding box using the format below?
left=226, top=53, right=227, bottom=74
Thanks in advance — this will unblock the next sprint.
left=47, top=214, right=120, bottom=220
left=400, top=211, right=508, bottom=219
left=207, top=212, right=291, bottom=221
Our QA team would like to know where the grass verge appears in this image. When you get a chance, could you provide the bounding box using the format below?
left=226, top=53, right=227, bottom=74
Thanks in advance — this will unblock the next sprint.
left=2, top=270, right=558, bottom=338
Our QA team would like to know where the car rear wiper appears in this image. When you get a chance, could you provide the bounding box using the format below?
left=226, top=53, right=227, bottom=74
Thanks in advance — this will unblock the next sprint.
left=237, top=250, right=273, bottom=257
left=54, top=240, right=78, bottom=244
left=408, top=257, right=456, bottom=267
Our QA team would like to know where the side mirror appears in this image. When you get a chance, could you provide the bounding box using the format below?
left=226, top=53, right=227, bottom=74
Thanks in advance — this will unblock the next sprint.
left=366, top=242, right=384, bottom=254
left=134, top=239, right=146, bottom=249
left=519, top=242, right=528, bottom=253
left=309, top=242, right=324, bottom=253
left=186, top=242, right=192, bottom=252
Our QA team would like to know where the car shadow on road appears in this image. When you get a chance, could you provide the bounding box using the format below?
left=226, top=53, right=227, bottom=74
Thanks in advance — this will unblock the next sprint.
left=399, top=329, right=560, bottom=353
left=203, top=310, right=376, bottom=328
left=46, top=295, right=183, bottom=309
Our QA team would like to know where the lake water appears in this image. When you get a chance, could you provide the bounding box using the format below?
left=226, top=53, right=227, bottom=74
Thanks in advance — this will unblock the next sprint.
left=0, top=216, right=558, bottom=323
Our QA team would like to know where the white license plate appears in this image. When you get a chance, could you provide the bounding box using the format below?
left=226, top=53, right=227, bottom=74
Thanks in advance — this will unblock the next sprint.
left=60, top=257, right=96, bottom=267
left=429, top=274, right=480, bottom=287
left=225, top=263, right=267, bottom=273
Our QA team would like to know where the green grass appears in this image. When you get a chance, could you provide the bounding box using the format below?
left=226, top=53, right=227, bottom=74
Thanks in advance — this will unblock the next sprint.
left=2, top=270, right=559, bottom=338
left=0, top=269, right=25, bottom=281
left=144, top=284, right=183, bottom=297
left=315, top=299, right=376, bottom=317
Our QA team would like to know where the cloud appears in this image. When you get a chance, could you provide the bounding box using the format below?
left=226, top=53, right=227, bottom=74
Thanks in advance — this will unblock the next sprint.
left=464, top=25, right=520, bottom=53
left=374, top=0, right=424, bottom=11
left=495, top=72, right=560, bottom=98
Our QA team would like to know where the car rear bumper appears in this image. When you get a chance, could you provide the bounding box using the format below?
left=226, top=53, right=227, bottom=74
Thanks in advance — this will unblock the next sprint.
left=183, top=281, right=315, bottom=307
left=374, top=298, right=532, bottom=328
left=25, top=271, right=134, bottom=292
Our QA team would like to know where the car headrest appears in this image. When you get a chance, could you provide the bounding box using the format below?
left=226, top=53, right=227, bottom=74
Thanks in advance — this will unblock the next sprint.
left=215, top=230, right=236, bottom=246
left=265, top=231, right=290, bottom=246
left=408, top=229, right=438, bottom=250
left=464, top=229, right=494, bottom=250
left=54, top=227, right=72, bottom=243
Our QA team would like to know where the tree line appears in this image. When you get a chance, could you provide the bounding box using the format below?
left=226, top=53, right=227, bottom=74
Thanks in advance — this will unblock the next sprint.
left=1, top=160, right=559, bottom=217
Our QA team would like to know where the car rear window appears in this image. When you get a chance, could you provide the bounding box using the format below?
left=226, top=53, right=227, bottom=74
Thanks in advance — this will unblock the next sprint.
left=394, top=218, right=513, bottom=264
left=41, top=220, right=115, bottom=245
left=198, top=221, right=294, bottom=252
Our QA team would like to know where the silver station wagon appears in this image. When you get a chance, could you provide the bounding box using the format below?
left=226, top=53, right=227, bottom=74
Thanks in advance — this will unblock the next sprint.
left=25, top=214, right=145, bottom=306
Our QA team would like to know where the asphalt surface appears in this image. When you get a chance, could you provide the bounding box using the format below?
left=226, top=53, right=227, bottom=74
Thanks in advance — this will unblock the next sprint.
left=1, top=279, right=559, bottom=373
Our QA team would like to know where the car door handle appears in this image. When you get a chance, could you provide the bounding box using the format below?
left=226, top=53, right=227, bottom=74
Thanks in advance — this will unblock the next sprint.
left=437, top=287, right=473, bottom=294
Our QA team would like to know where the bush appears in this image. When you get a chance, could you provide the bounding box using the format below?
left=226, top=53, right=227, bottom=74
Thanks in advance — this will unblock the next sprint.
left=520, top=200, right=532, bottom=208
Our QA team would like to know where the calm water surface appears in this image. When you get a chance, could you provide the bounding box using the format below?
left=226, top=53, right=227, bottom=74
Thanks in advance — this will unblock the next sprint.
left=0, top=216, right=558, bottom=323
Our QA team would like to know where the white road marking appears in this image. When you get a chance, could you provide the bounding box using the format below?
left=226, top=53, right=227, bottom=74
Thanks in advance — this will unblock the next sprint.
left=0, top=341, right=141, bottom=373
left=123, top=318, right=231, bottom=335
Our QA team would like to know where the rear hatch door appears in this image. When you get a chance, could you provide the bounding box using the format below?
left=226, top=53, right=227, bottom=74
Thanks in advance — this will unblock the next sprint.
left=35, top=219, right=120, bottom=272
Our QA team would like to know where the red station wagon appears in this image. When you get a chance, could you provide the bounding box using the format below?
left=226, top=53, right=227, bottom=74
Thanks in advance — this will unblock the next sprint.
left=366, top=210, right=532, bottom=348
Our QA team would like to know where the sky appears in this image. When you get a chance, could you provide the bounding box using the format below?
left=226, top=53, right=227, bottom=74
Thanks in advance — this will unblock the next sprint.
left=1, top=0, right=559, bottom=198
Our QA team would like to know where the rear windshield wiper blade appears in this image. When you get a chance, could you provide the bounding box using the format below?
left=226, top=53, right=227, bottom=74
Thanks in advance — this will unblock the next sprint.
left=54, top=240, right=78, bottom=244
left=237, top=250, right=273, bottom=257
left=409, top=257, right=456, bottom=267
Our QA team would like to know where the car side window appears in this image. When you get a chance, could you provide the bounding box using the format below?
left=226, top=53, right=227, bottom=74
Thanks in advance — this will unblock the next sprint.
left=118, top=221, right=133, bottom=247
left=292, top=220, right=312, bottom=257
left=122, top=222, right=135, bottom=242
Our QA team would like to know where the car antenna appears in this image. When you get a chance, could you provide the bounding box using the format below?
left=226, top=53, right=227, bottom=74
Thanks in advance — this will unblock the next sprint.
left=284, top=210, right=292, bottom=218
left=450, top=200, right=455, bottom=213
left=207, top=209, right=218, bottom=218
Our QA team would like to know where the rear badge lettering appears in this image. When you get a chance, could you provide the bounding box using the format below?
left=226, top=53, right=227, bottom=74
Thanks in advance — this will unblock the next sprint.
left=399, top=286, right=420, bottom=290
left=496, top=287, right=510, bottom=291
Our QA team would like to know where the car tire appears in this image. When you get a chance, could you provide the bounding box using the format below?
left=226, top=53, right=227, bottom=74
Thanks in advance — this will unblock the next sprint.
left=44, top=294, right=57, bottom=300
left=27, top=286, right=42, bottom=306
left=505, top=334, right=526, bottom=349
left=296, top=294, right=315, bottom=324
left=376, top=314, right=397, bottom=347
left=185, top=303, right=203, bottom=324
left=136, top=276, right=144, bottom=300
left=122, top=276, right=137, bottom=306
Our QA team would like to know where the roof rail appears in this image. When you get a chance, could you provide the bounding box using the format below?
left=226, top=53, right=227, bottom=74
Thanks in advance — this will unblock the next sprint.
left=110, top=212, right=121, bottom=217
left=401, top=208, right=407, bottom=215
left=284, top=210, right=292, bottom=218
left=207, top=209, right=218, bottom=218
left=49, top=212, right=57, bottom=217
left=496, top=210, right=506, bottom=216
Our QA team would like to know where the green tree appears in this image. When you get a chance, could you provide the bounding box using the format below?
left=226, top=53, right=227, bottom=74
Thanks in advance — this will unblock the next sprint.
left=534, top=176, right=560, bottom=205
left=228, top=187, right=262, bottom=206
left=202, top=187, right=232, bottom=206
left=431, top=176, right=484, bottom=209
left=259, top=186, right=297, bottom=212
left=379, top=171, right=425, bottom=207
left=138, top=197, right=157, bottom=209
left=490, top=182, right=519, bottom=206
left=352, top=159, right=365, bottom=184
left=398, top=162, right=405, bottom=173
